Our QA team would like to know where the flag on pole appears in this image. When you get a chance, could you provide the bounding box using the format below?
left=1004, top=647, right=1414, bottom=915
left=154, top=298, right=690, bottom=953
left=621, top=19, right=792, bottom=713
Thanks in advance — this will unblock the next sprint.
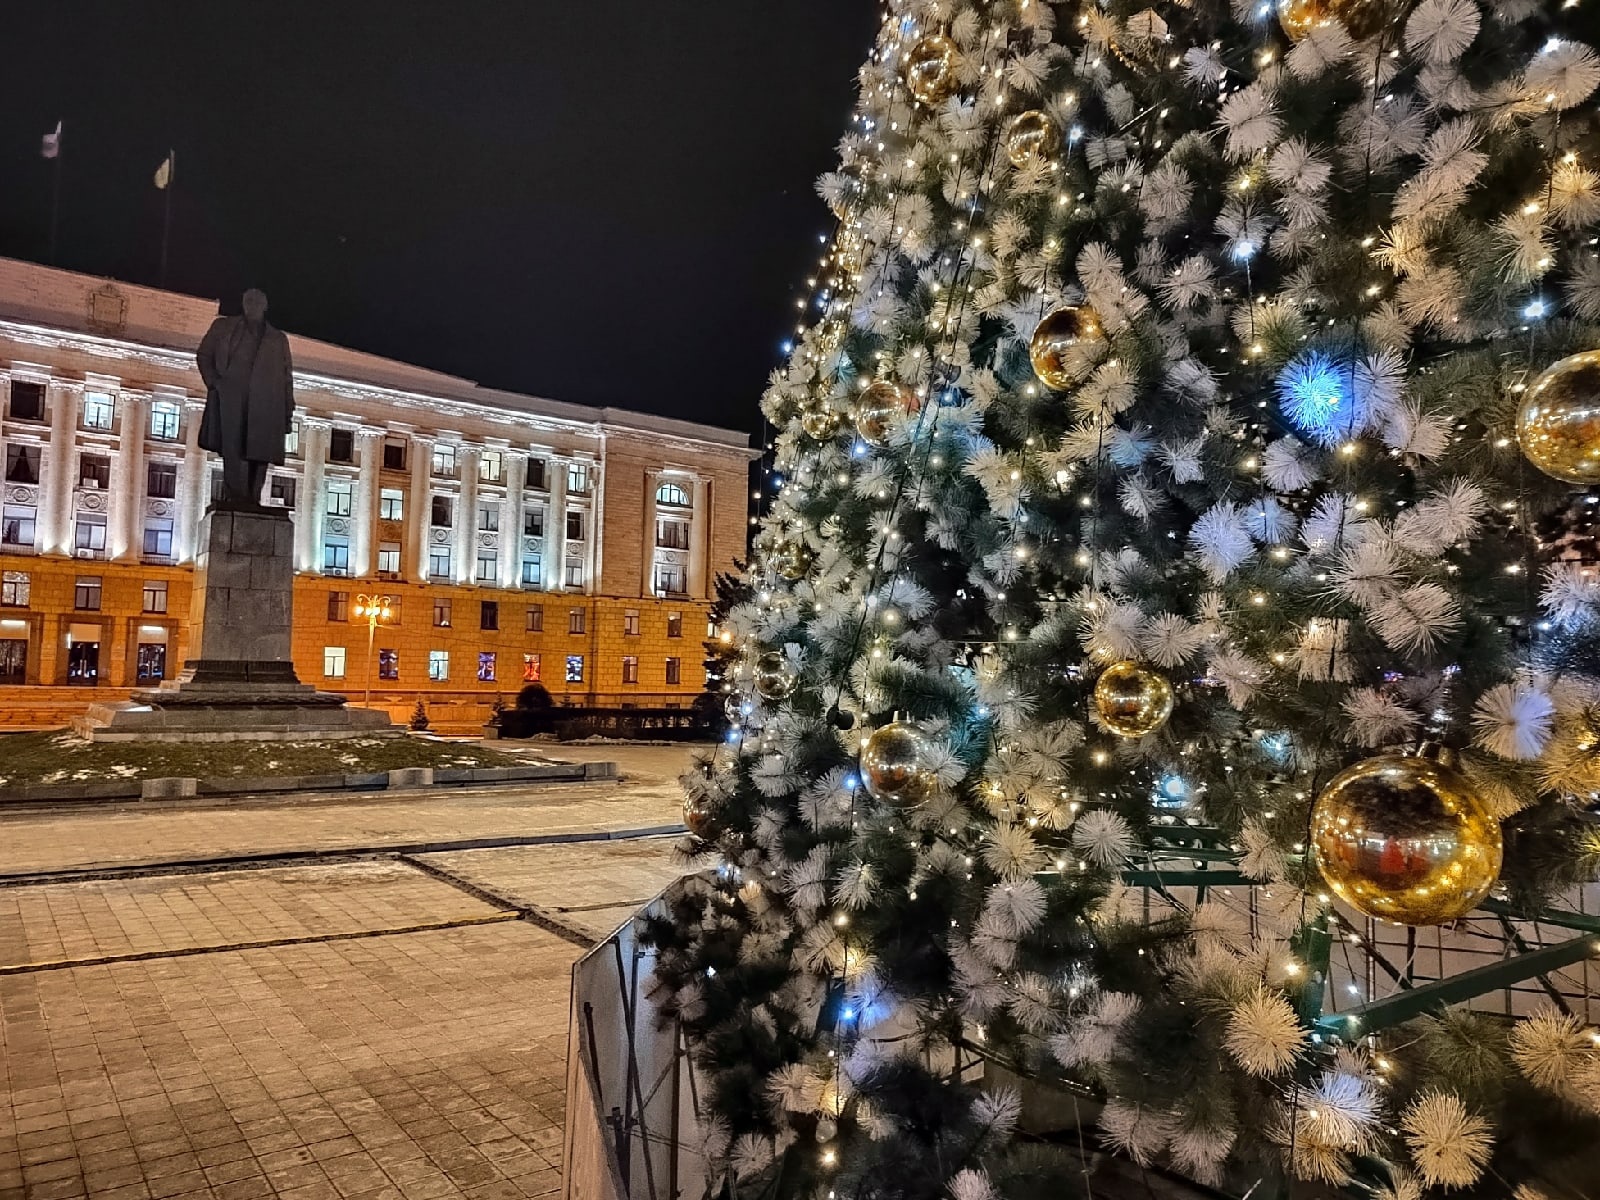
left=154, top=150, right=175, bottom=190
left=40, top=121, right=62, bottom=159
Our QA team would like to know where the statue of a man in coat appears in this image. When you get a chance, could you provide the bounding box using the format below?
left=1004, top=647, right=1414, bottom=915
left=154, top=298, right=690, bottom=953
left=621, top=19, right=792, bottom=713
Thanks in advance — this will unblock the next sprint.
left=197, top=289, right=295, bottom=508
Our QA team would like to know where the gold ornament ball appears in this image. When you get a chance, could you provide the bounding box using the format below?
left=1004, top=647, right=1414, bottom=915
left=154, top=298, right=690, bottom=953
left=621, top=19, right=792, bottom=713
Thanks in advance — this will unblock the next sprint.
left=1310, top=752, right=1503, bottom=926
left=801, top=407, right=842, bottom=441
left=683, top=798, right=717, bottom=841
left=1093, top=661, right=1175, bottom=738
left=860, top=721, right=938, bottom=807
left=753, top=651, right=797, bottom=702
left=855, top=380, right=919, bottom=447
left=1005, top=110, right=1058, bottom=169
left=1279, top=0, right=1388, bottom=41
left=904, top=33, right=961, bottom=107
left=1029, top=304, right=1104, bottom=391
left=1516, top=350, right=1600, bottom=485
left=771, top=539, right=814, bottom=581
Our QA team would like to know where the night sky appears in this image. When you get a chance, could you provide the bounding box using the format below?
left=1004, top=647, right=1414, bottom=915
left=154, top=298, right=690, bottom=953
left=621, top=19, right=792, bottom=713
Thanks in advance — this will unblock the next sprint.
left=0, top=3, right=879, bottom=434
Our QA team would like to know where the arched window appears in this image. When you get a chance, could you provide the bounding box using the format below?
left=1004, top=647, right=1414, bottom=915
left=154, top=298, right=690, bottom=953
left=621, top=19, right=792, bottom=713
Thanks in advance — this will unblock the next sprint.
left=656, top=482, right=691, bottom=507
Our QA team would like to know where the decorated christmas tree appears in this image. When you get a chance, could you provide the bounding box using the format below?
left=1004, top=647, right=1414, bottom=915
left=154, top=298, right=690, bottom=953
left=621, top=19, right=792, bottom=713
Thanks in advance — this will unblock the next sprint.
left=647, top=0, right=1600, bottom=1195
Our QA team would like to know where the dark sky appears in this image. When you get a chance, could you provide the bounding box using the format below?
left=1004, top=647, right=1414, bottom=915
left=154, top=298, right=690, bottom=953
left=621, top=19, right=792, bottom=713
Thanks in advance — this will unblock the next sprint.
left=0, top=3, right=878, bottom=434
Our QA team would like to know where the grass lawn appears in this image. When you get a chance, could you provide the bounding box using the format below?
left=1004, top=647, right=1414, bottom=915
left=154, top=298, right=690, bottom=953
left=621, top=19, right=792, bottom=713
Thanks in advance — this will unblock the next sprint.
left=0, top=730, right=527, bottom=788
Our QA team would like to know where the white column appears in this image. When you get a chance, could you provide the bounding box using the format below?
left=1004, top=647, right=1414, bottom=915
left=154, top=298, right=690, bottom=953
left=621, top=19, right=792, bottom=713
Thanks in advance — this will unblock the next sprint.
left=586, top=463, right=603, bottom=596
left=42, top=381, right=78, bottom=555
left=501, top=450, right=526, bottom=588
left=546, top=458, right=567, bottom=591
left=454, top=446, right=480, bottom=585
left=688, top=476, right=709, bottom=599
left=409, top=434, right=434, bottom=583
left=296, top=420, right=330, bottom=573
left=112, top=394, right=148, bottom=562
left=640, top=470, right=660, bottom=598
left=178, top=399, right=209, bottom=563
left=352, top=428, right=383, bottom=579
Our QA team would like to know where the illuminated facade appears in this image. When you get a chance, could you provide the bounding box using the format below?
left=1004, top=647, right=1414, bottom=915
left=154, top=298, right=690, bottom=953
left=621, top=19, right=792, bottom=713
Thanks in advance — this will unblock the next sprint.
left=0, top=258, right=752, bottom=730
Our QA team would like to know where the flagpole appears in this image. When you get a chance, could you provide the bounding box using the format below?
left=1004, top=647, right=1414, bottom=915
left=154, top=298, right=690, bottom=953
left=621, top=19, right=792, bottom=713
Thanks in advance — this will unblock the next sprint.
left=158, top=151, right=175, bottom=288
left=48, top=149, right=61, bottom=265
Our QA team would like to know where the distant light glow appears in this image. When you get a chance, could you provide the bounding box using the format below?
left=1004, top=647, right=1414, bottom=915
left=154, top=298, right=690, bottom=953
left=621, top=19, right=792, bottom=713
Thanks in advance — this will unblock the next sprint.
left=1231, top=240, right=1257, bottom=262
left=1524, top=299, right=1547, bottom=318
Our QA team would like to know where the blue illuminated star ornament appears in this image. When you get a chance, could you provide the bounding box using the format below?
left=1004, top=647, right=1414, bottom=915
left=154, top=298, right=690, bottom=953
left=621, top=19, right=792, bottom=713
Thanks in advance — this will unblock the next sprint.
left=1277, top=350, right=1368, bottom=446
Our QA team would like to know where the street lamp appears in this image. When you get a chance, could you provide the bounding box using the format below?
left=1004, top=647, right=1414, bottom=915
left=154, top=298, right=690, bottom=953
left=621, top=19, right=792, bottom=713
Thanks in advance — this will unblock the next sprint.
left=352, top=593, right=393, bottom=709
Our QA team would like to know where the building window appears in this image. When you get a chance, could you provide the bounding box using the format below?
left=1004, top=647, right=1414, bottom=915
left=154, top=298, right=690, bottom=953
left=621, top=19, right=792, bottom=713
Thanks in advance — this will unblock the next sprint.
left=2, top=571, right=31, bottom=606
left=564, top=560, right=584, bottom=589
left=324, top=646, right=346, bottom=679
left=527, top=459, right=547, bottom=490
left=75, top=576, right=102, bottom=610
left=429, top=548, right=451, bottom=579
left=657, top=517, right=689, bottom=550
left=433, top=597, right=451, bottom=627
left=477, top=652, right=496, bottom=682
left=286, top=422, right=301, bottom=457
left=478, top=502, right=499, bottom=532
left=382, top=438, right=407, bottom=471
left=480, top=450, right=504, bottom=483
left=525, top=605, right=544, bottom=633
left=379, top=488, right=404, bottom=521
left=429, top=650, right=449, bottom=681
left=5, top=445, right=40, bottom=484
left=523, top=508, right=544, bottom=537
left=476, top=552, right=498, bottom=584
left=325, top=539, right=350, bottom=574
left=432, top=443, right=457, bottom=477
left=480, top=600, right=499, bottom=630
left=269, top=476, right=296, bottom=508
left=329, top=428, right=355, bottom=463
left=137, top=643, right=166, bottom=682
left=666, top=611, right=682, bottom=638
left=147, top=461, right=177, bottom=499
left=9, top=381, right=45, bottom=422
left=565, top=510, right=584, bottom=541
left=142, top=518, right=174, bottom=560
left=567, top=463, right=589, bottom=494
left=82, top=392, right=114, bottom=431
left=568, top=608, right=585, bottom=634
left=521, top=555, right=542, bottom=587
left=656, top=482, right=690, bottom=507
left=624, top=609, right=640, bottom=636
left=653, top=562, right=686, bottom=595
left=523, top=653, right=541, bottom=682
left=431, top=495, right=452, bottom=527
left=621, top=655, right=639, bottom=684
left=665, top=656, right=682, bottom=685
left=2, top=506, right=36, bottom=548
left=378, top=649, right=398, bottom=680
left=143, top=580, right=168, bottom=613
left=78, top=454, right=110, bottom=490
left=566, top=654, right=584, bottom=683
left=149, top=400, right=180, bottom=441
left=74, top=514, right=107, bottom=556
left=327, top=591, right=348, bottom=621
left=378, top=542, right=401, bottom=574
left=327, top=479, right=353, bottom=517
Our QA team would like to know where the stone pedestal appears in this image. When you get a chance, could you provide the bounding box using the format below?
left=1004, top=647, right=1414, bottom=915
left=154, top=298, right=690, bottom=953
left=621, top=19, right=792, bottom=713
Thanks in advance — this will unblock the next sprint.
left=77, top=507, right=395, bottom=741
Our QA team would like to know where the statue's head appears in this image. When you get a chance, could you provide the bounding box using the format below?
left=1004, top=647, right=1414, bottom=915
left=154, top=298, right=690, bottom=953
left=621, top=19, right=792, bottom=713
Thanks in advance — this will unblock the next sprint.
left=242, top=289, right=268, bottom=323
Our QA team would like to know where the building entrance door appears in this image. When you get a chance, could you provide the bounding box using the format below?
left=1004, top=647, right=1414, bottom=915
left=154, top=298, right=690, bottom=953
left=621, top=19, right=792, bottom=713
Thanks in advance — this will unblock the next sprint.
left=67, top=641, right=100, bottom=684
left=0, top=639, right=25, bottom=684
left=136, top=643, right=167, bottom=682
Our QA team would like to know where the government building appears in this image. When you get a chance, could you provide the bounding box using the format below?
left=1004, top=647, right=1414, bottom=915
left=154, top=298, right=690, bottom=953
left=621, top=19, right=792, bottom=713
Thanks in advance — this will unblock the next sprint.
left=0, top=258, right=753, bottom=731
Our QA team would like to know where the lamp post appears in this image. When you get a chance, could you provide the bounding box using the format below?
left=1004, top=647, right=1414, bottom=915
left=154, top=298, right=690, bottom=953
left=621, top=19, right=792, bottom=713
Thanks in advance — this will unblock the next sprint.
left=352, top=593, right=393, bottom=709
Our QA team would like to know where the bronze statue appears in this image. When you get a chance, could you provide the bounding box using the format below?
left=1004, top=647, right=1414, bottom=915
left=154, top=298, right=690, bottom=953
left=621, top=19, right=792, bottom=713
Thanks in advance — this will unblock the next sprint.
left=197, top=289, right=295, bottom=507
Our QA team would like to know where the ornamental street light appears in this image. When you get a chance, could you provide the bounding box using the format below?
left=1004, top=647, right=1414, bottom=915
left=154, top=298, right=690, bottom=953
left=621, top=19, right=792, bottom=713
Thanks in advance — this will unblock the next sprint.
left=352, top=593, right=393, bottom=709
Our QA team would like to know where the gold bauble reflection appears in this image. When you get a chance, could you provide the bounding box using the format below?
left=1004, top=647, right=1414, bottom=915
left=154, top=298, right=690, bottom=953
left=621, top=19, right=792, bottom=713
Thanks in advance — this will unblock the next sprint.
left=860, top=720, right=937, bottom=807
left=1005, top=110, right=1058, bottom=169
left=1093, top=661, right=1175, bottom=738
left=1029, top=305, right=1104, bottom=391
left=1279, top=0, right=1388, bottom=41
left=1310, top=752, right=1503, bottom=926
left=683, top=797, right=717, bottom=840
left=801, top=407, right=842, bottom=441
left=855, top=380, right=919, bottom=447
left=1516, top=350, right=1600, bottom=485
left=904, top=33, right=961, bottom=107
left=753, top=651, right=797, bottom=702
left=771, top=540, right=814, bottom=581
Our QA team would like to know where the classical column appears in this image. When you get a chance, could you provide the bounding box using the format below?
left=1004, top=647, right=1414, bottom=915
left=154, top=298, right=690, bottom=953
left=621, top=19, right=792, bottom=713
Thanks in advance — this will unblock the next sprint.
left=296, top=420, right=330, bottom=573
left=352, top=428, right=383, bottom=579
left=408, top=434, right=434, bottom=582
left=546, top=457, right=567, bottom=591
left=688, top=476, right=709, bottom=599
left=454, top=446, right=480, bottom=585
left=41, top=380, right=78, bottom=555
left=500, top=451, right=527, bottom=588
left=178, top=398, right=209, bottom=564
left=112, top=394, right=148, bottom=562
left=586, top=464, right=603, bottom=597
left=640, top=469, right=660, bottom=598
